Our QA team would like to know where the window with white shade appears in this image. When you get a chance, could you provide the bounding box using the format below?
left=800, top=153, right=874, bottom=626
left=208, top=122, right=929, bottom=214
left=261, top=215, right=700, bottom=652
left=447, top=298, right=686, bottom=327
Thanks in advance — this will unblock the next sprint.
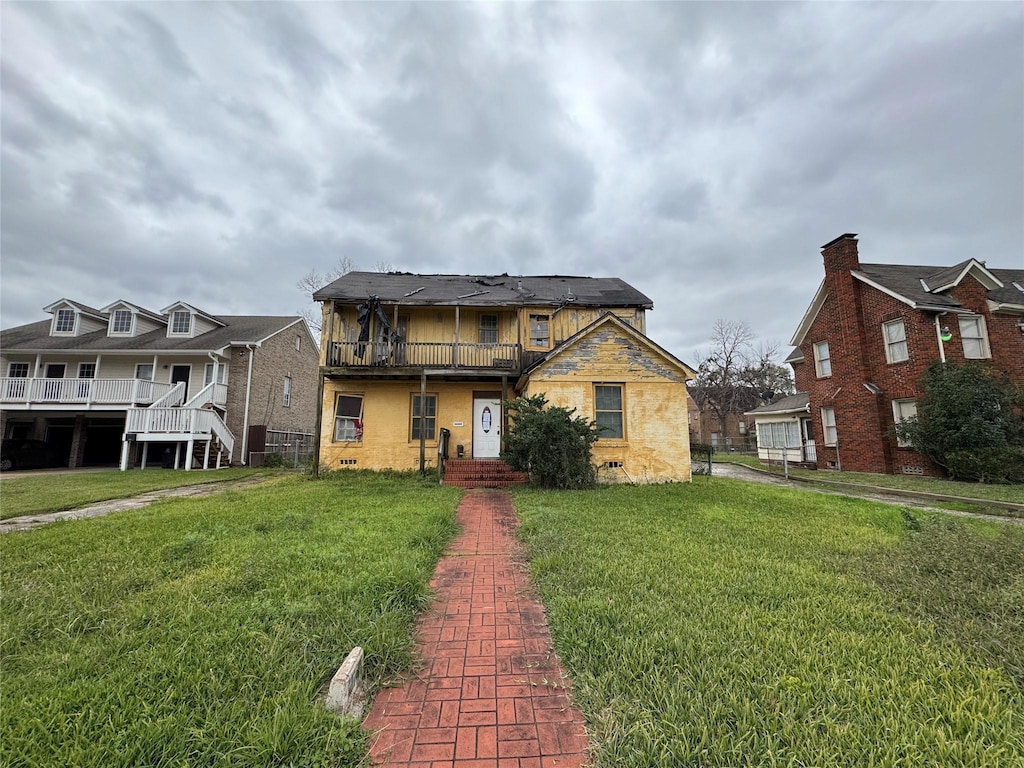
left=883, top=319, right=908, bottom=363
left=892, top=399, right=917, bottom=448
left=958, top=315, right=990, bottom=359
left=821, top=407, right=837, bottom=446
left=135, top=364, right=154, bottom=381
left=756, top=421, right=799, bottom=449
left=282, top=376, right=292, bottom=407
left=813, top=341, right=832, bottom=377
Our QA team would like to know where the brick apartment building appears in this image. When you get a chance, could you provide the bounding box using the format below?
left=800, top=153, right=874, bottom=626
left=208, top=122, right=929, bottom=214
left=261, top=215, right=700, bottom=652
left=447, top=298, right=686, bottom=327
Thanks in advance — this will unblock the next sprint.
left=786, top=233, right=1024, bottom=476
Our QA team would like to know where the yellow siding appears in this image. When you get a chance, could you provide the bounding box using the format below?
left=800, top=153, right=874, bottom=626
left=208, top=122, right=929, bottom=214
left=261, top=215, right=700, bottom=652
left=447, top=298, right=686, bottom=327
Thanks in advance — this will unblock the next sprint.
left=518, top=306, right=646, bottom=353
left=525, top=325, right=691, bottom=484
left=319, top=380, right=506, bottom=471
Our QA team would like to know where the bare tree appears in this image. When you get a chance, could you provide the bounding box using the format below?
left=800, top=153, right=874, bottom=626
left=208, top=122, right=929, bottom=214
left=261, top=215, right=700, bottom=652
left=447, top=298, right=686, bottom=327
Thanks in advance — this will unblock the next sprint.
left=373, top=259, right=394, bottom=273
left=690, top=320, right=794, bottom=439
left=296, top=255, right=357, bottom=336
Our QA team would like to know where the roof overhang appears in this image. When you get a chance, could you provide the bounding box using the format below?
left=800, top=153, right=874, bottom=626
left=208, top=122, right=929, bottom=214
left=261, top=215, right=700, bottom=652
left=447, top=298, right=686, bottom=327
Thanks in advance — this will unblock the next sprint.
left=788, top=280, right=826, bottom=347
left=930, top=259, right=1004, bottom=293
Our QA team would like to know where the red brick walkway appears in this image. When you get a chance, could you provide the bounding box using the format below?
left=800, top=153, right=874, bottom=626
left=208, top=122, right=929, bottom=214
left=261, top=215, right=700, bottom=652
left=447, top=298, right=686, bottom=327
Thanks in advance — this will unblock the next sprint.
left=362, top=489, right=590, bottom=768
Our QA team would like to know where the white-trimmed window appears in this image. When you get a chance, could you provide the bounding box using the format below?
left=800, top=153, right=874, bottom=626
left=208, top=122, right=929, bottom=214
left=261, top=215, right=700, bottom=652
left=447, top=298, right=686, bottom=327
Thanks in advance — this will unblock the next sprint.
left=883, top=319, right=908, bottom=364
left=479, top=314, right=498, bottom=344
left=334, top=394, right=364, bottom=442
left=821, top=407, right=837, bottom=446
left=282, top=376, right=292, bottom=407
left=8, top=362, right=29, bottom=378
left=892, top=399, right=917, bottom=448
left=170, top=310, right=192, bottom=335
left=958, top=315, right=990, bottom=359
left=135, top=364, right=154, bottom=381
left=813, top=341, right=832, bottom=377
left=204, top=364, right=228, bottom=386
left=411, top=393, right=437, bottom=441
left=757, top=421, right=799, bottom=448
left=54, top=309, right=76, bottom=334
left=295, top=335, right=302, bottom=352
left=111, top=309, right=133, bottom=335
left=4, top=363, right=29, bottom=398
left=529, top=314, right=550, bottom=347
left=78, top=363, right=96, bottom=379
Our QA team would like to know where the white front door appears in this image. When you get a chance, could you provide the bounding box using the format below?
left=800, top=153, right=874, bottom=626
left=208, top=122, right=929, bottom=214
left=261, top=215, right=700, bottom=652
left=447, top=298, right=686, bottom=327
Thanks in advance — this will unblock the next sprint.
left=473, top=398, right=501, bottom=458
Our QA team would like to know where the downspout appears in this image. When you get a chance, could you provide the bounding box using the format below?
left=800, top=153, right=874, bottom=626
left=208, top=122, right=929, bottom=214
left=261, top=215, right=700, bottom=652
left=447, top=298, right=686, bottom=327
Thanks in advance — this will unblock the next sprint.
left=240, top=344, right=257, bottom=464
left=934, top=315, right=947, bottom=363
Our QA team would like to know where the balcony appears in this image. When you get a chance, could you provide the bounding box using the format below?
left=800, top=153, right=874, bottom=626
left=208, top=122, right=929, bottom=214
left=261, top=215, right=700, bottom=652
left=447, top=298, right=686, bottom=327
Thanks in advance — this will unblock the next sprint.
left=326, top=341, right=522, bottom=371
left=0, top=377, right=179, bottom=408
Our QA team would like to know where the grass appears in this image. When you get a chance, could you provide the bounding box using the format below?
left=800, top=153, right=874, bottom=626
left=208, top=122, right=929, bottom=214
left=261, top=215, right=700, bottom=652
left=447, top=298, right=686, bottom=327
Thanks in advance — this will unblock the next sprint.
left=514, top=478, right=1024, bottom=767
left=0, top=467, right=274, bottom=520
left=714, top=453, right=1024, bottom=505
left=1, top=470, right=461, bottom=767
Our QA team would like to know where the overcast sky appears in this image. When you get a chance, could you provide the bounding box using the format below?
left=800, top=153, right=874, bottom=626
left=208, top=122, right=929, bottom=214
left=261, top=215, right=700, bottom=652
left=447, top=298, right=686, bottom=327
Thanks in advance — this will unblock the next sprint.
left=2, top=2, right=1021, bottom=363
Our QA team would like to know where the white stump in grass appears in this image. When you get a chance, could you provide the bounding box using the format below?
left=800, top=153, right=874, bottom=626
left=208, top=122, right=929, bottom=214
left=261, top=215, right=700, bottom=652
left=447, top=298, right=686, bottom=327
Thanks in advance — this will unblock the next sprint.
left=325, top=646, right=365, bottom=717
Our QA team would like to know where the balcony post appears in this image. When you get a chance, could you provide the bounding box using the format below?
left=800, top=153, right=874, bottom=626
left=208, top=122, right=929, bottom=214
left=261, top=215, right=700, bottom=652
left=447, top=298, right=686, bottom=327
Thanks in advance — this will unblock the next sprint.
left=453, top=306, right=460, bottom=367
left=419, top=370, right=427, bottom=476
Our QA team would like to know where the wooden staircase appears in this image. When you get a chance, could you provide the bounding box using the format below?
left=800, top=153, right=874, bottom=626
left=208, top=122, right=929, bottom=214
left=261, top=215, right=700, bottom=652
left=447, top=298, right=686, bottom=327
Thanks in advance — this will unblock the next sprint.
left=442, top=459, right=529, bottom=488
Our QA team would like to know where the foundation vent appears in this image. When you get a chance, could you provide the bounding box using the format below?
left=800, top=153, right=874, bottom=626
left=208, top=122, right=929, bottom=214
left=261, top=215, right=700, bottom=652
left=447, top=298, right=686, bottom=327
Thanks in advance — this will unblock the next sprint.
left=901, top=465, right=924, bottom=475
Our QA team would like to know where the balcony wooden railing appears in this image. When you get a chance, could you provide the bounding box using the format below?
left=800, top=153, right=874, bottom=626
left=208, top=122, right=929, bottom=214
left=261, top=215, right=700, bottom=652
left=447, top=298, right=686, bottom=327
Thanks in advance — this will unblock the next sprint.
left=125, top=407, right=235, bottom=458
left=326, top=341, right=521, bottom=370
left=0, top=377, right=177, bottom=406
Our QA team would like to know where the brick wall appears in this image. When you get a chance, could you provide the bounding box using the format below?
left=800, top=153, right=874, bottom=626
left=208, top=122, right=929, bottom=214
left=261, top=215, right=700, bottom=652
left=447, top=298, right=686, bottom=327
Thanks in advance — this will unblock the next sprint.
left=794, top=235, right=1024, bottom=476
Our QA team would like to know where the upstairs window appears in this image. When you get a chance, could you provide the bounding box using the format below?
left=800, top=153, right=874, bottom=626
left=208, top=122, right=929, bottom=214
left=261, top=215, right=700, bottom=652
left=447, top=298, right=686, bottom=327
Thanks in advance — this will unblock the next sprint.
left=8, top=363, right=29, bottom=378
left=958, top=315, right=990, bottom=359
left=54, top=309, right=75, bottom=334
left=883, top=320, right=908, bottom=364
left=283, top=376, right=292, bottom=407
left=135, top=364, right=154, bottom=381
left=411, top=393, right=437, bottom=441
left=813, top=341, right=832, bottom=378
left=479, top=314, right=498, bottom=344
left=892, top=399, right=917, bottom=448
left=334, top=394, right=364, bottom=442
left=821, top=407, right=837, bottom=446
left=78, top=363, right=96, bottom=379
left=595, top=384, right=625, bottom=439
left=204, top=364, right=228, bottom=386
left=529, top=314, right=550, bottom=347
left=111, top=309, right=133, bottom=334
left=170, top=310, right=192, bottom=335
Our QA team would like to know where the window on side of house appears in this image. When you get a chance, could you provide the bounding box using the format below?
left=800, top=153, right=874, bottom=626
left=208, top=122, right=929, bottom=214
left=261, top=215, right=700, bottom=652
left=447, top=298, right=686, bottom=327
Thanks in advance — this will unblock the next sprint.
left=170, top=310, right=192, bottom=335
left=283, top=376, right=292, bottom=407
left=821, top=407, right=837, bottom=446
left=54, top=309, right=75, bottom=334
left=334, top=394, right=364, bottom=442
left=135, top=364, right=154, bottom=381
left=958, top=315, right=990, bottom=359
left=595, top=384, right=625, bottom=439
left=479, top=314, right=498, bottom=344
left=411, top=393, right=437, bottom=441
left=529, top=314, right=550, bottom=347
left=295, top=335, right=301, bottom=352
left=813, top=341, right=832, bottom=377
left=8, top=363, right=29, bottom=378
left=111, top=309, right=133, bottom=334
left=892, top=399, right=917, bottom=448
left=204, top=364, right=228, bottom=386
left=756, top=421, right=799, bottom=449
left=883, top=319, right=908, bottom=363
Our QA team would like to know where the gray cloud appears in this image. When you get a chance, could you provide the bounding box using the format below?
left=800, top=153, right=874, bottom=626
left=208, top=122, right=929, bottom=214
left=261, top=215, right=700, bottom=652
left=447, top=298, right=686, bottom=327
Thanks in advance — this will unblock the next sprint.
left=1, top=1, right=1021, bottom=365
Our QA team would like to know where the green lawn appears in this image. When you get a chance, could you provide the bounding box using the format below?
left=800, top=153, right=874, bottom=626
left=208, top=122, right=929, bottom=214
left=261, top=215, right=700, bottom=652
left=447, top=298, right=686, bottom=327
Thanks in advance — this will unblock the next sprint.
left=714, top=453, right=1024, bottom=505
left=0, top=467, right=274, bottom=520
left=1, top=471, right=461, bottom=767
left=514, top=478, right=1024, bottom=767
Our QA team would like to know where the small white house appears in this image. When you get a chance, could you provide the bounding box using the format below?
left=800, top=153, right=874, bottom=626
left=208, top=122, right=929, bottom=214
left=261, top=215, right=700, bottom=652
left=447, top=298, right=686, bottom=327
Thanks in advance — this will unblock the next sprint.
left=745, top=392, right=816, bottom=466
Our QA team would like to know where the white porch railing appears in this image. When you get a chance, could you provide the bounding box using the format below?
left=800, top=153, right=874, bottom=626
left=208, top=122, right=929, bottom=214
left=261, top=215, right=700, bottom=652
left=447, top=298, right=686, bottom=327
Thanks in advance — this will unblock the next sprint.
left=150, top=381, right=186, bottom=408
left=183, top=382, right=228, bottom=409
left=803, top=440, right=817, bottom=462
left=0, top=377, right=176, bottom=406
left=125, top=407, right=235, bottom=459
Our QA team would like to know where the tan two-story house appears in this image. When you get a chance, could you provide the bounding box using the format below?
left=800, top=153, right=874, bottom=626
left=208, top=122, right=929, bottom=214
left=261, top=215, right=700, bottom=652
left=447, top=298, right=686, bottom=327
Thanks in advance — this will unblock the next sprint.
left=312, top=273, right=696, bottom=483
left=1, top=299, right=318, bottom=470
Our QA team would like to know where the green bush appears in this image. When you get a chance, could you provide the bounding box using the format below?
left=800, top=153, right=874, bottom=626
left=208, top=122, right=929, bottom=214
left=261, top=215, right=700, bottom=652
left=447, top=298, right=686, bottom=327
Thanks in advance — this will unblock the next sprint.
left=946, top=446, right=1024, bottom=484
left=502, top=394, right=599, bottom=489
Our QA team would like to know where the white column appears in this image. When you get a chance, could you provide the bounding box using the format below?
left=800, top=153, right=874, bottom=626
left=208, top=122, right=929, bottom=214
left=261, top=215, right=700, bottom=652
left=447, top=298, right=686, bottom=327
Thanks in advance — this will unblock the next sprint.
left=185, top=439, right=194, bottom=471
left=119, top=437, right=130, bottom=471
left=141, top=442, right=149, bottom=470
left=203, top=440, right=211, bottom=470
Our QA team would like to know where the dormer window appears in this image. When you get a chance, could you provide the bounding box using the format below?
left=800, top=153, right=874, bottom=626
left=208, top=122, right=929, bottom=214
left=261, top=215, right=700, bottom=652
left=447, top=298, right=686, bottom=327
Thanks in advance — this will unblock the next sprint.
left=170, top=310, right=192, bottom=336
left=111, top=309, right=133, bottom=335
left=53, top=309, right=76, bottom=334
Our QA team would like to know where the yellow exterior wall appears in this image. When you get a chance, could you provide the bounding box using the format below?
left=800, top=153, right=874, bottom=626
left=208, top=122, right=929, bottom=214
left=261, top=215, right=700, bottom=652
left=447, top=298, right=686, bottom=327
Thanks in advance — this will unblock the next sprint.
left=319, top=379, right=506, bottom=471
left=517, top=306, right=646, bottom=353
left=524, top=324, right=691, bottom=484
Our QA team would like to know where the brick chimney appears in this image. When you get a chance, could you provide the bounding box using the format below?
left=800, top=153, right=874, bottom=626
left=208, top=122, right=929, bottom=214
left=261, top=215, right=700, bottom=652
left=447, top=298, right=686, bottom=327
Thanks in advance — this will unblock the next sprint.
left=821, top=233, right=859, bottom=274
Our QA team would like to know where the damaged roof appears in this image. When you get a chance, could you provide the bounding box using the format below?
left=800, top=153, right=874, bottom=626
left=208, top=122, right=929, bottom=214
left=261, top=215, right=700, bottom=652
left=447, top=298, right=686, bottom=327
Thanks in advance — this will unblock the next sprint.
left=854, top=261, right=1024, bottom=311
left=312, top=272, right=654, bottom=309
